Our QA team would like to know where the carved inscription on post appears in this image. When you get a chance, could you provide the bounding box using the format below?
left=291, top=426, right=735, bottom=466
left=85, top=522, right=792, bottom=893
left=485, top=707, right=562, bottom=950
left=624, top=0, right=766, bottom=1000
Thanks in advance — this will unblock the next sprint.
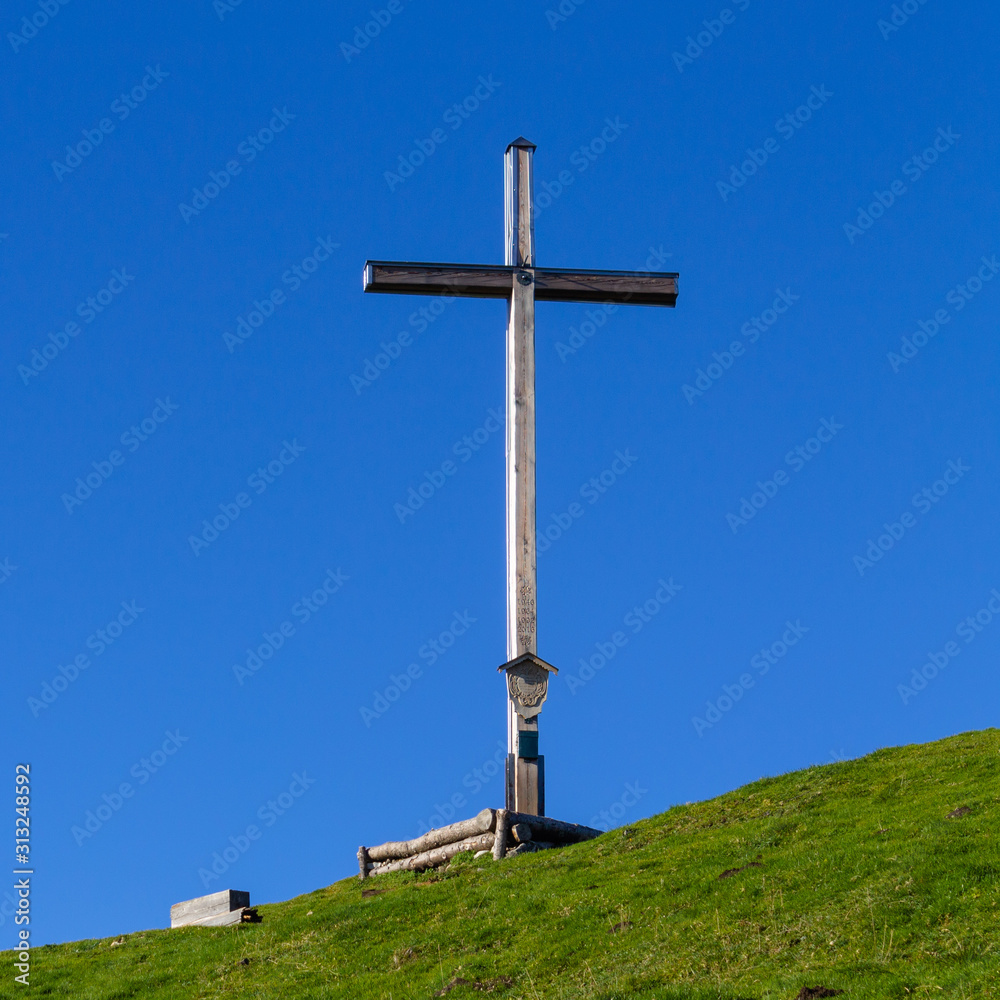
left=517, top=584, right=535, bottom=649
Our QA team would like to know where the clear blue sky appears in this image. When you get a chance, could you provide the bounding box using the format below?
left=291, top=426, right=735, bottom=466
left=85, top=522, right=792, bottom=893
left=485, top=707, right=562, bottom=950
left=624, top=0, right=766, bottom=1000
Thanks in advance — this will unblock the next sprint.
left=3, top=0, right=998, bottom=947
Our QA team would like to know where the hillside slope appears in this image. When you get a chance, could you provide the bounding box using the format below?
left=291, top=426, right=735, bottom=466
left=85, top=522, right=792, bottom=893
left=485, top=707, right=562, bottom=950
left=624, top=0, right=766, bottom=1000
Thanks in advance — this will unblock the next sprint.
left=3, top=730, right=999, bottom=999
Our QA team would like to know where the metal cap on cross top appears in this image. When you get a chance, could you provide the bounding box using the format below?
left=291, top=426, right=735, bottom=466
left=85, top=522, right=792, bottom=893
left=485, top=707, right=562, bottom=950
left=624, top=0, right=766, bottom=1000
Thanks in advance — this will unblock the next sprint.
left=363, top=138, right=679, bottom=816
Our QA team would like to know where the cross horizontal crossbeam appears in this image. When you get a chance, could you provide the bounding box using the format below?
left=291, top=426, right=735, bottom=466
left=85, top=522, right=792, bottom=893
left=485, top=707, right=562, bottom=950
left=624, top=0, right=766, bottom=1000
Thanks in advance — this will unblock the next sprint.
left=364, top=261, right=679, bottom=307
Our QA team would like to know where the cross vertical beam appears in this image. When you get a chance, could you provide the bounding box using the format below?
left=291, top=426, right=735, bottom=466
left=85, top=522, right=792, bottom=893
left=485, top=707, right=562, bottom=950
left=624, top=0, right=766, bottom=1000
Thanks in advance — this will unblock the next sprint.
left=504, top=138, right=542, bottom=815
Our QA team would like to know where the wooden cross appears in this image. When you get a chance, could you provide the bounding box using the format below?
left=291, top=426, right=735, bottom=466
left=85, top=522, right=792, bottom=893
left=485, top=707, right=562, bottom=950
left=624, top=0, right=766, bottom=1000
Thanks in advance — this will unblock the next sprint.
left=364, top=137, right=678, bottom=816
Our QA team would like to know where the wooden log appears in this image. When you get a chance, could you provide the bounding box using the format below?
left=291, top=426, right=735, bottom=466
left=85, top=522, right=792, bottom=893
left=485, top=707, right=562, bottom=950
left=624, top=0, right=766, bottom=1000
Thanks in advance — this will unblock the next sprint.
left=509, top=822, right=533, bottom=844
left=492, top=808, right=509, bottom=861
left=505, top=840, right=556, bottom=858
left=366, top=808, right=495, bottom=861
left=368, top=833, right=495, bottom=875
left=170, top=889, right=250, bottom=928
left=505, top=812, right=601, bottom=844
left=357, top=845, right=370, bottom=882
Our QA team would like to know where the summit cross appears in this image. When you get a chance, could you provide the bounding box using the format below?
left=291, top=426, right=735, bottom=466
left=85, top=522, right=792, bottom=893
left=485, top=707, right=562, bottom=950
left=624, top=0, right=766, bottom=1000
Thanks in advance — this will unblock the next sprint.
left=364, top=137, right=678, bottom=816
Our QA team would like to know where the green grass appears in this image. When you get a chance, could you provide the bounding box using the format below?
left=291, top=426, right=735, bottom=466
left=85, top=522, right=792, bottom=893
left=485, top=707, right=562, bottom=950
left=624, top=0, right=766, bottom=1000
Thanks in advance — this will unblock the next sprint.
left=4, top=729, right=999, bottom=999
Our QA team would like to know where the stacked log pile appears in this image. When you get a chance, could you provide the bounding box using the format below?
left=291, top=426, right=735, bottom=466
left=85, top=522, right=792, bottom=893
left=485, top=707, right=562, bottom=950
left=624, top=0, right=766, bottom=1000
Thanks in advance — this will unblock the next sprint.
left=358, top=808, right=601, bottom=879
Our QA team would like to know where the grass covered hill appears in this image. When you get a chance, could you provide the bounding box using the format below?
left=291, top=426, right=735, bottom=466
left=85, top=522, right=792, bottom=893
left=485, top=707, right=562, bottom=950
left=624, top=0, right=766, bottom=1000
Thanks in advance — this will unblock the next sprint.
left=4, top=729, right=999, bottom=999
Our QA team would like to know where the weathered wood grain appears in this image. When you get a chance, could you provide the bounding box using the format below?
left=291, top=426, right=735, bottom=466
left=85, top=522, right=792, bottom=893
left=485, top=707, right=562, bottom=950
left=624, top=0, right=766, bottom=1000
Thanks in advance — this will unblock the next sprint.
left=170, top=889, right=250, bottom=928
left=184, top=907, right=259, bottom=928
left=366, top=808, right=495, bottom=862
left=506, top=270, right=537, bottom=664
left=492, top=808, right=509, bottom=861
left=509, top=822, right=533, bottom=844
left=514, top=145, right=534, bottom=267
left=185, top=909, right=245, bottom=928
left=364, top=263, right=513, bottom=298
left=515, top=759, right=537, bottom=816
left=505, top=753, right=515, bottom=816
left=505, top=812, right=602, bottom=843
left=368, top=833, right=496, bottom=875
left=507, top=263, right=540, bottom=815
left=364, top=262, right=678, bottom=307
left=505, top=139, right=536, bottom=268
left=533, top=268, right=678, bottom=306
left=504, top=143, right=541, bottom=816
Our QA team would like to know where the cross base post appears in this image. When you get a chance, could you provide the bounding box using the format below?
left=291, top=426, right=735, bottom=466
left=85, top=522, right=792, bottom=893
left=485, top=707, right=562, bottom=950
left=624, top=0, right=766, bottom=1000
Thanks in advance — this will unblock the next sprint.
left=505, top=755, right=544, bottom=816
